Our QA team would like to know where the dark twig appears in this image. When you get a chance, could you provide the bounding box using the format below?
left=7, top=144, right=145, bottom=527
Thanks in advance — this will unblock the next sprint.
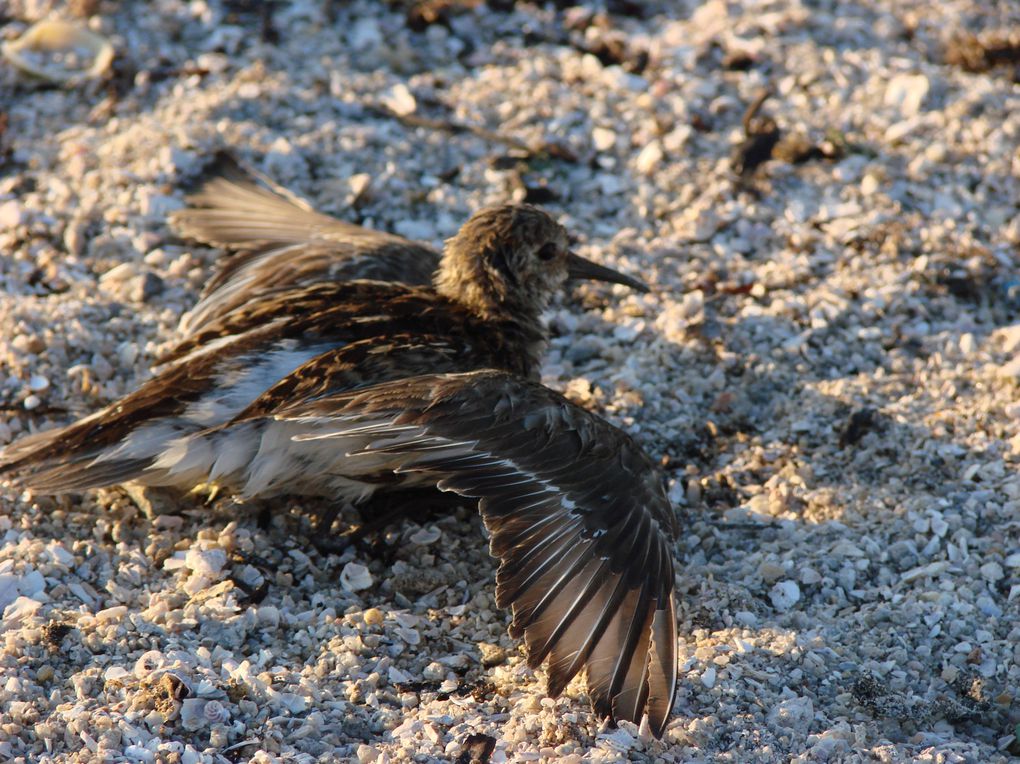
left=363, top=102, right=578, bottom=163
left=732, top=87, right=780, bottom=178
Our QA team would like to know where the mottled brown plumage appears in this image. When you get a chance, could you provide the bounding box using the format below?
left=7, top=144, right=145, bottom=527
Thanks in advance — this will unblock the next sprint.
left=170, top=154, right=646, bottom=339
left=2, top=198, right=646, bottom=484
left=170, top=152, right=439, bottom=334
left=262, top=370, right=680, bottom=735
left=1, top=184, right=676, bottom=736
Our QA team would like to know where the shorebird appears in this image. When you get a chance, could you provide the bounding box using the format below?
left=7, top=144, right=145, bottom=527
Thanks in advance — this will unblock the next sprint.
left=2, top=198, right=647, bottom=477
left=170, top=153, right=440, bottom=335
left=1, top=198, right=678, bottom=735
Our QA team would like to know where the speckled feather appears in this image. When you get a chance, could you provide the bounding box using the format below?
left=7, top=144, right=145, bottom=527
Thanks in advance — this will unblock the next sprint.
left=236, top=370, right=678, bottom=735
left=0, top=201, right=645, bottom=492
left=18, top=367, right=679, bottom=734
left=170, top=153, right=439, bottom=334
left=156, top=280, right=543, bottom=374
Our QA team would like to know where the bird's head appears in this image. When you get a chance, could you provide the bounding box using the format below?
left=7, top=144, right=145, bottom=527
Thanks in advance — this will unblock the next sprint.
left=436, top=204, right=647, bottom=320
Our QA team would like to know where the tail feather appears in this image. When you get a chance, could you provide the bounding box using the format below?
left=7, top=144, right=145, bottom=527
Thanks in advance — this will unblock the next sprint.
left=15, top=457, right=157, bottom=494
left=169, top=151, right=362, bottom=249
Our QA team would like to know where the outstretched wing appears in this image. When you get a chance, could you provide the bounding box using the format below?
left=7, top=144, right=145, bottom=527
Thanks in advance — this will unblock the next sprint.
left=169, top=152, right=440, bottom=334
left=280, top=370, right=679, bottom=736
left=0, top=325, right=333, bottom=493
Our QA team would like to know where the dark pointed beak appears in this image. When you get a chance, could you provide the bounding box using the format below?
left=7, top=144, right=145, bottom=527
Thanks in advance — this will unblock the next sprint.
left=566, top=251, right=650, bottom=293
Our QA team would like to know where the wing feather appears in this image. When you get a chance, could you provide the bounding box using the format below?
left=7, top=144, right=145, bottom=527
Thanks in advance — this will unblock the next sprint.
left=4, top=367, right=679, bottom=735
left=270, top=370, right=679, bottom=735
left=169, top=152, right=439, bottom=335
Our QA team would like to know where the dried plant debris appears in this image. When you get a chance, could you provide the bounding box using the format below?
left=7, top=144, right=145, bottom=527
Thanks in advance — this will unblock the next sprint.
left=583, top=31, right=649, bottom=75
left=67, top=0, right=102, bottom=17
left=454, top=733, right=497, bottom=764
left=851, top=672, right=995, bottom=727
left=733, top=90, right=846, bottom=178
left=838, top=408, right=879, bottom=449
left=721, top=48, right=756, bottom=71
left=398, top=0, right=483, bottom=31
left=222, top=0, right=280, bottom=44
left=364, top=100, right=579, bottom=164
left=945, top=29, right=1020, bottom=75
left=39, top=620, right=72, bottom=649
left=731, top=89, right=781, bottom=178
left=2, top=19, right=114, bottom=86
left=698, top=41, right=761, bottom=72
left=771, top=129, right=846, bottom=164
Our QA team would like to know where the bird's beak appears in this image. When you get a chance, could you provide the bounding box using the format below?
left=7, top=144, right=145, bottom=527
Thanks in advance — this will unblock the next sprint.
left=566, top=252, right=650, bottom=293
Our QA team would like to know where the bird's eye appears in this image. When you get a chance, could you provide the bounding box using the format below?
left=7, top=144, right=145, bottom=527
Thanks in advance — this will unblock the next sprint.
left=537, top=242, right=559, bottom=261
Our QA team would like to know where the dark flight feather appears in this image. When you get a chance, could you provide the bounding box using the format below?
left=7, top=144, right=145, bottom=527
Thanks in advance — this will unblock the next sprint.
left=272, top=370, right=679, bottom=736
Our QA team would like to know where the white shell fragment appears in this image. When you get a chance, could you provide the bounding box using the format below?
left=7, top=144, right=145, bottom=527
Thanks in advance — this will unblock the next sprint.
left=408, top=525, right=441, bottom=545
left=884, top=73, right=929, bottom=118
left=3, top=20, right=114, bottom=86
left=769, top=581, right=801, bottom=612
left=340, top=562, right=373, bottom=592
left=381, top=83, right=417, bottom=116
left=183, top=548, right=227, bottom=578
left=180, top=698, right=221, bottom=730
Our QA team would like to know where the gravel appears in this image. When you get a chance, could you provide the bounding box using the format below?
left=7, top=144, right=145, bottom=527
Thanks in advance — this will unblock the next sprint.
left=2, top=0, right=1020, bottom=762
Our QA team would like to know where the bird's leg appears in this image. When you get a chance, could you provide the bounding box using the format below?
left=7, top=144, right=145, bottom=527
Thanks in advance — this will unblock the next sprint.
left=308, top=501, right=356, bottom=555
left=310, top=492, right=418, bottom=557
left=357, top=488, right=466, bottom=537
left=358, top=488, right=429, bottom=531
left=257, top=503, right=274, bottom=531
left=315, top=502, right=345, bottom=536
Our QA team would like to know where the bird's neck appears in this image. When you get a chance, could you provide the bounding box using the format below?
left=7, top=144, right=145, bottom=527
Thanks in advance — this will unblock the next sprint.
left=488, top=314, right=548, bottom=380
left=434, top=266, right=543, bottom=325
left=432, top=282, right=548, bottom=379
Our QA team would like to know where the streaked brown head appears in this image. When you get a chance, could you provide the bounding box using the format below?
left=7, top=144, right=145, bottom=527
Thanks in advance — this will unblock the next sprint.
left=435, top=204, right=647, bottom=320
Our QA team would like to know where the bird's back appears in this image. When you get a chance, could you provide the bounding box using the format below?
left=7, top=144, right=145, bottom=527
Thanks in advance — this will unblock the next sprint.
left=0, top=280, right=540, bottom=493
left=170, top=153, right=440, bottom=335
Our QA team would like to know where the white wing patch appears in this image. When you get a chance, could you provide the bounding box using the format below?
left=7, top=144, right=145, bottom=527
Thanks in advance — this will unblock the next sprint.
left=92, top=341, right=339, bottom=487
left=184, top=340, right=336, bottom=425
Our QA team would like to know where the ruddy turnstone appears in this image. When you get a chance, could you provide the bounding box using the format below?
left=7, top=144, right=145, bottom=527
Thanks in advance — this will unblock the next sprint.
left=169, top=153, right=439, bottom=334
left=1, top=202, right=677, bottom=733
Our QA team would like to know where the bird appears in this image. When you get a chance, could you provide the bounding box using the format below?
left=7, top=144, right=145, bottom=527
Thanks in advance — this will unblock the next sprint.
left=0, top=202, right=678, bottom=735
left=169, top=153, right=440, bottom=335
left=166, top=155, right=645, bottom=349
left=1, top=200, right=648, bottom=503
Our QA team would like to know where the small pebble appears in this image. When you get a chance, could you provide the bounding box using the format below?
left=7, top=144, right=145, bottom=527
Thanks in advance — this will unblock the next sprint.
left=423, top=662, right=445, bottom=681
left=770, top=581, right=801, bottom=612
left=340, top=563, right=373, bottom=592
left=0, top=200, right=26, bottom=227
left=635, top=140, right=664, bottom=175
left=592, top=127, right=617, bottom=152
left=409, top=526, right=441, bottom=545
